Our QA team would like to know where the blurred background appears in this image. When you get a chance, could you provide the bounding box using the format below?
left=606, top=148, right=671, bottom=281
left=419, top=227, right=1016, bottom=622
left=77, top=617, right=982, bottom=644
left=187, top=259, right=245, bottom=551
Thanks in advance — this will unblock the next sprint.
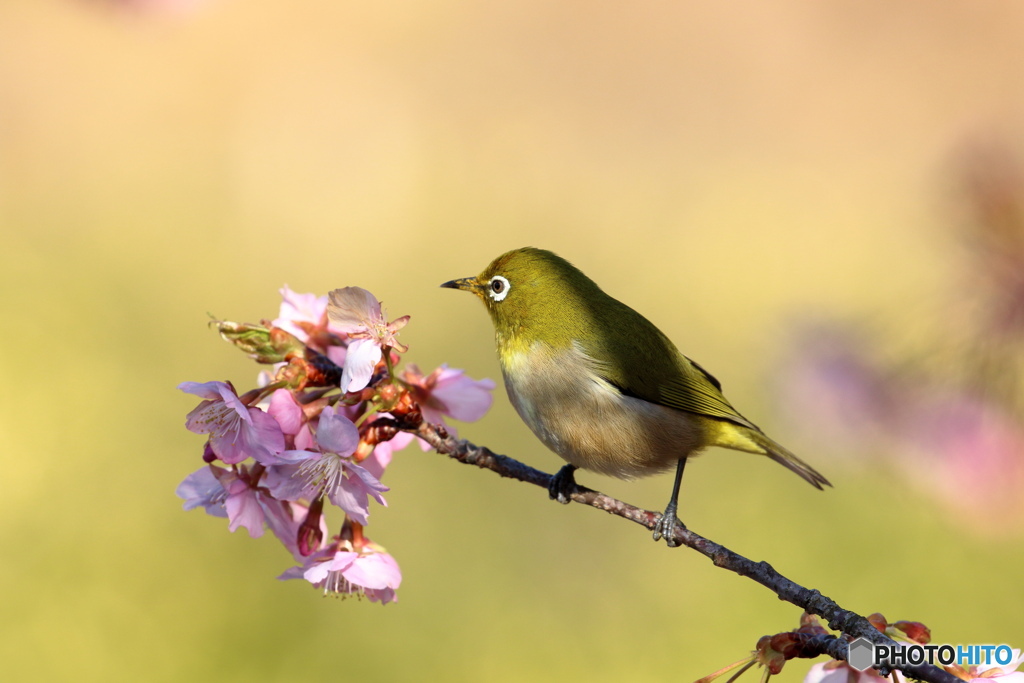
left=2, top=1, right=1023, bottom=681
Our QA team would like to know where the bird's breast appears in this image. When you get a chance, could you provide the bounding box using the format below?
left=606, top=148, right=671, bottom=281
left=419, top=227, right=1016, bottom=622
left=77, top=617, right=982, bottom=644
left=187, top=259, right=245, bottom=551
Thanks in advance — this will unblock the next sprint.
left=499, top=341, right=707, bottom=479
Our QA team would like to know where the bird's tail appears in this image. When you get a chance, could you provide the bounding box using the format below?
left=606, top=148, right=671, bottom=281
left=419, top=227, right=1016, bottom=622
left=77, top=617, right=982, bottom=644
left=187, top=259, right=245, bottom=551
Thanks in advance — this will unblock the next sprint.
left=709, top=422, right=831, bottom=490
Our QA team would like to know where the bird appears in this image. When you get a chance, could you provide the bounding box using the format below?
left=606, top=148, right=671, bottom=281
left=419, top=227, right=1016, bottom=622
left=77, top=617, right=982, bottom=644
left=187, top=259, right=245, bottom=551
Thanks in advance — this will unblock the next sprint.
left=441, top=247, right=830, bottom=546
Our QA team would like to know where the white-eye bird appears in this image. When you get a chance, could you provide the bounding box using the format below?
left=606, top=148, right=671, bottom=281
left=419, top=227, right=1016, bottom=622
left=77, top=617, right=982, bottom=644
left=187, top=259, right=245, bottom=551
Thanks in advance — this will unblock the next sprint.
left=442, top=247, right=830, bottom=545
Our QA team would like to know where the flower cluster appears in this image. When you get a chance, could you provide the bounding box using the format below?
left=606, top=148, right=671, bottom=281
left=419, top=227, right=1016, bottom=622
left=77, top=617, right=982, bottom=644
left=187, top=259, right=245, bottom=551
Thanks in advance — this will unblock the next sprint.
left=176, top=286, right=495, bottom=603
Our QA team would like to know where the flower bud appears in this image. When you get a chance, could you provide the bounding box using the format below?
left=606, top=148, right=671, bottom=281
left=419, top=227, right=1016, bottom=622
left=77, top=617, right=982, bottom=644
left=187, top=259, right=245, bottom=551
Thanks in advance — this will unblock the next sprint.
left=297, top=497, right=325, bottom=557
left=867, top=612, right=888, bottom=632
left=893, top=620, right=931, bottom=644
left=213, top=319, right=302, bottom=363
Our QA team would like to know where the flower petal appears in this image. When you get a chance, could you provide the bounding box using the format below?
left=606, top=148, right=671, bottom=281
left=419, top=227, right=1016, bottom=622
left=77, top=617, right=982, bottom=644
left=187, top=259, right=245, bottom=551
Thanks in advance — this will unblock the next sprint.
left=387, top=315, right=410, bottom=333
left=264, top=463, right=316, bottom=501
left=268, top=389, right=303, bottom=435
left=209, top=406, right=285, bottom=465
left=207, top=419, right=248, bottom=464
left=365, top=587, right=398, bottom=604
left=431, top=369, right=496, bottom=422
left=271, top=449, right=320, bottom=465
left=295, top=423, right=316, bottom=451
left=242, top=407, right=287, bottom=464
left=225, top=486, right=265, bottom=538
left=328, top=481, right=371, bottom=526
left=175, top=466, right=228, bottom=518
left=324, top=463, right=387, bottom=525
left=345, top=461, right=390, bottom=504
left=212, top=382, right=251, bottom=422
left=340, top=338, right=382, bottom=393
left=325, top=550, right=360, bottom=572
left=273, top=286, right=327, bottom=342
left=327, top=287, right=381, bottom=334
left=420, top=405, right=449, bottom=429
left=277, top=566, right=307, bottom=581
left=325, top=344, right=347, bottom=368
left=316, top=406, right=360, bottom=456
left=303, top=560, right=333, bottom=584
left=343, top=553, right=401, bottom=590
left=178, top=380, right=226, bottom=401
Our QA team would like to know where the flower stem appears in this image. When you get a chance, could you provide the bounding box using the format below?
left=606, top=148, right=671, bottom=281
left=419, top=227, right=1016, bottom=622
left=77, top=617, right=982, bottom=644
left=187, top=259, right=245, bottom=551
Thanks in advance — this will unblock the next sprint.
left=382, top=345, right=396, bottom=383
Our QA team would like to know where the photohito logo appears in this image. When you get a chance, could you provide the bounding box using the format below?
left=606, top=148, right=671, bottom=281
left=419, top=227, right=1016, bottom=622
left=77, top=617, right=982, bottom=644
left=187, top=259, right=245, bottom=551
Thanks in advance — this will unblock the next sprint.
left=847, top=637, right=1016, bottom=671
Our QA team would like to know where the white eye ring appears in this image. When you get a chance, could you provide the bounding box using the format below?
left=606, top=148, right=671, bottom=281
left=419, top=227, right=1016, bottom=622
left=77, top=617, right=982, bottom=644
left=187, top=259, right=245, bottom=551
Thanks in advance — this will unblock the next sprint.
left=487, top=275, right=510, bottom=302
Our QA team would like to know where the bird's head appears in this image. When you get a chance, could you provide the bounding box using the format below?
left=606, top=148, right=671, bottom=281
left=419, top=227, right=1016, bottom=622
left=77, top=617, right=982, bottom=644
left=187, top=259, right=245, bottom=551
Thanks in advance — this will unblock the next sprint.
left=442, top=247, right=600, bottom=345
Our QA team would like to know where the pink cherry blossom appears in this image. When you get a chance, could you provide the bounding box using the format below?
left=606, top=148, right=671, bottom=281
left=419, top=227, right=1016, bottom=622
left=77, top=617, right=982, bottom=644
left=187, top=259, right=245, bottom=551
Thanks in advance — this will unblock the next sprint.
left=177, top=464, right=285, bottom=539
left=271, top=287, right=349, bottom=369
left=271, top=406, right=388, bottom=525
left=273, top=286, right=329, bottom=343
left=209, top=465, right=282, bottom=539
left=341, top=339, right=384, bottom=394
left=262, top=463, right=312, bottom=502
left=268, top=388, right=304, bottom=433
left=179, top=381, right=285, bottom=465
left=223, top=476, right=266, bottom=537
left=327, top=287, right=410, bottom=392
left=402, top=363, right=495, bottom=424
left=267, top=389, right=316, bottom=450
left=175, top=465, right=228, bottom=518
left=402, top=364, right=495, bottom=450
left=279, top=542, right=402, bottom=604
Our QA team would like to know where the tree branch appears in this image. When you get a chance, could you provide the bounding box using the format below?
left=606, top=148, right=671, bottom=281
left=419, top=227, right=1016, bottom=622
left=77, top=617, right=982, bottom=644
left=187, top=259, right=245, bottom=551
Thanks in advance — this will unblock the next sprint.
left=404, top=417, right=960, bottom=683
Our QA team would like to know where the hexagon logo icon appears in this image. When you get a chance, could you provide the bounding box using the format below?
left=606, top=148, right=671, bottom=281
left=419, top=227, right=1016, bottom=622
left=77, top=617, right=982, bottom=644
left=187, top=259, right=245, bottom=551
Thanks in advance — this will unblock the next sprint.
left=848, top=638, right=875, bottom=672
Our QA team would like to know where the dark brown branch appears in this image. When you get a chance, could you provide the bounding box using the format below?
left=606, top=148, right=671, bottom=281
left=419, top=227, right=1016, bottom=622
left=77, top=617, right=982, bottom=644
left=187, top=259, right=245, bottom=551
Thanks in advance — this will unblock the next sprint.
left=404, top=418, right=960, bottom=683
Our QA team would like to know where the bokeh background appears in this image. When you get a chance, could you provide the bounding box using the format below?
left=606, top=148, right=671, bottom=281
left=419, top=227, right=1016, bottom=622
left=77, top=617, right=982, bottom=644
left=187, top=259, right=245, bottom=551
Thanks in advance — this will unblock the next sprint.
left=3, top=1, right=1023, bottom=681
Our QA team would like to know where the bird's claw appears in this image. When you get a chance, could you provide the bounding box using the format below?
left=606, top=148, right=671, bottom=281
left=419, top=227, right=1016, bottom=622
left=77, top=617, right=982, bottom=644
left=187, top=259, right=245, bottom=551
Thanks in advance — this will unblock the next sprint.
left=652, top=511, right=686, bottom=547
left=548, top=464, right=578, bottom=505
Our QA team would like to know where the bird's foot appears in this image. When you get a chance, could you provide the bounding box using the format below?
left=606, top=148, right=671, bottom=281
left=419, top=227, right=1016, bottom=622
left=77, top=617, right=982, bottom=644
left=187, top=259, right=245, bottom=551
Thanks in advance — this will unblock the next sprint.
left=548, top=464, right=578, bottom=505
left=652, top=505, right=686, bottom=547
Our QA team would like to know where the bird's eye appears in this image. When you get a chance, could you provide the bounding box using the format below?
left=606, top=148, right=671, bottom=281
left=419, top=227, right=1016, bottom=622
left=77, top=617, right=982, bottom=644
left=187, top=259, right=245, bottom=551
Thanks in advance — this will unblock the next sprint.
left=487, top=275, right=510, bottom=302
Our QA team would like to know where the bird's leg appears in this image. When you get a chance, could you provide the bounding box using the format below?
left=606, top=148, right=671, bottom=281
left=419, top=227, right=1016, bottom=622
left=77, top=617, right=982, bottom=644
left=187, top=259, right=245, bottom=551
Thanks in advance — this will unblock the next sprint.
left=652, top=457, right=688, bottom=546
left=548, top=464, right=578, bottom=504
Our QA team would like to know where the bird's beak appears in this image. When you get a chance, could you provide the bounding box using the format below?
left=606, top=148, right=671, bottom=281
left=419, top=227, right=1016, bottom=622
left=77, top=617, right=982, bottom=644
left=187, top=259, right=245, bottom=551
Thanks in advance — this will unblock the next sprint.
left=440, top=277, right=483, bottom=295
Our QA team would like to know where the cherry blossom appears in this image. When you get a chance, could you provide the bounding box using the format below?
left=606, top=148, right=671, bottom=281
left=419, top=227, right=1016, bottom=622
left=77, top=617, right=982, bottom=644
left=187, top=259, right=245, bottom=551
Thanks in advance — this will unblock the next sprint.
left=402, top=364, right=496, bottom=425
left=327, top=287, right=409, bottom=392
left=175, top=465, right=228, bottom=518
left=271, top=406, right=388, bottom=525
left=279, top=541, right=402, bottom=604
left=179, top=381, right=284, bottom=465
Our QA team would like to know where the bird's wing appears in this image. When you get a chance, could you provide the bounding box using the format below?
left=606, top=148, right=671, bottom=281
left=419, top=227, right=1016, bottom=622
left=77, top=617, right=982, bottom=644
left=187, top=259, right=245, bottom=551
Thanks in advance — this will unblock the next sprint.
left=656, top=358, right=758, bottom=429
left=580, top=301, right=759, bottom=431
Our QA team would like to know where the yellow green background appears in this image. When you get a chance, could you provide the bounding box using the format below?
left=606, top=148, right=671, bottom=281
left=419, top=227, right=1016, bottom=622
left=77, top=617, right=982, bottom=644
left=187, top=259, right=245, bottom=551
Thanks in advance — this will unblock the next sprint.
left=2, top=1, right=1022, bottom=681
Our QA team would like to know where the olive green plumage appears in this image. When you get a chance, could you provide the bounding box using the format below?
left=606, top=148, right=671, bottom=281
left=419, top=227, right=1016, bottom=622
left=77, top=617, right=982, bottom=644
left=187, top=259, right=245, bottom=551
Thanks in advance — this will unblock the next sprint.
left=443, top=247, right=829, bottom=543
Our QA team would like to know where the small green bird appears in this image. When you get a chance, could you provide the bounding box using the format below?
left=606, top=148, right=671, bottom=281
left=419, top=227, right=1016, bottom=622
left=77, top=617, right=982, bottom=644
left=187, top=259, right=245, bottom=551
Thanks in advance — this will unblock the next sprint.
left=442, top=247, right=829, bottom=545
